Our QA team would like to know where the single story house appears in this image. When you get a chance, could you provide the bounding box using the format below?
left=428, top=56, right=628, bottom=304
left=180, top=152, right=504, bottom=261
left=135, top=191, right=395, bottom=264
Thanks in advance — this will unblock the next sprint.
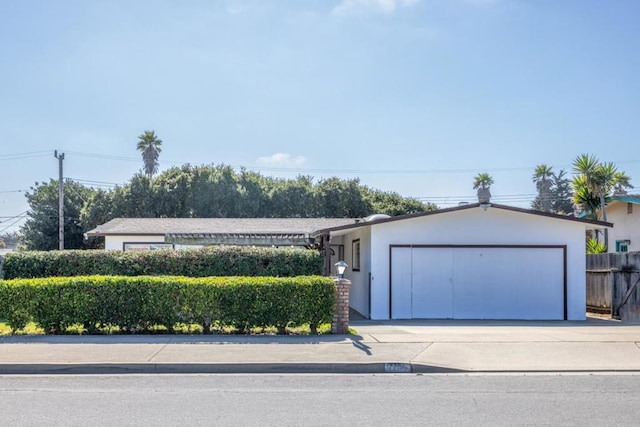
left=87, top=204, right=610, bottom=321
left=85, top=217, right=359, bottom=275
left=602, top=194, right=640, bottom=253
left=313, top=203, right=611, bottom=321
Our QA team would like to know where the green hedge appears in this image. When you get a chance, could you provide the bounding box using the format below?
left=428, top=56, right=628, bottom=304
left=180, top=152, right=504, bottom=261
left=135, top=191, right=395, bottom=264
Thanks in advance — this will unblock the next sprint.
left=0, top=275, right=335, bottom=334
left=1, top=246, right=323, bottom=279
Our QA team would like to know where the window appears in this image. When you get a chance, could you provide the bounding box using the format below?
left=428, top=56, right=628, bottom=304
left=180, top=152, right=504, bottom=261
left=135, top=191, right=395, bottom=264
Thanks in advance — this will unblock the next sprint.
left=123, top=243, right=174, bottom=252
left=352, top=239, right=361, bottom=271
left=628, top=203, right=634, bottom=215
left=616, top=240, right=630, bottom=253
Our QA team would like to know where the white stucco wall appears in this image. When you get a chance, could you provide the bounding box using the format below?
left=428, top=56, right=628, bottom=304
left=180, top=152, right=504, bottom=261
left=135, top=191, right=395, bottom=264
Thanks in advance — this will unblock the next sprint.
left=341, top=227, right=371, bottom=317
left=606, top=201, right=639, bottom=252
left=348, top=207, right=589, bottom=320
left=104, top=235, right=166, bottom=251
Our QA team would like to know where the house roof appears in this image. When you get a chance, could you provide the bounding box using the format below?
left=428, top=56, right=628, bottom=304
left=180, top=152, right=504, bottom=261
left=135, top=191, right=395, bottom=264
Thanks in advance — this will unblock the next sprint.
left=312, top=202, right=613, bottom=236
left=85, top=217, right=361, bottom=237
left=610, top=194, right=640, bottom=205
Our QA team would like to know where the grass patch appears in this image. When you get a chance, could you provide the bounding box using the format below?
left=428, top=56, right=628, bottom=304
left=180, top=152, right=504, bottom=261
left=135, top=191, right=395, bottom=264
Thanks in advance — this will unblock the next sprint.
left=0, top=322, right=333, bottom=336
left=0, top=322, right=45, bottom=336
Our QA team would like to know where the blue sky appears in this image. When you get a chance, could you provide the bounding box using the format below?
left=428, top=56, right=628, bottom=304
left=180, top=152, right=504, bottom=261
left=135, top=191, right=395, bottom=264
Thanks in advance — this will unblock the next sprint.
left=1, top=0, right=639, bottom=233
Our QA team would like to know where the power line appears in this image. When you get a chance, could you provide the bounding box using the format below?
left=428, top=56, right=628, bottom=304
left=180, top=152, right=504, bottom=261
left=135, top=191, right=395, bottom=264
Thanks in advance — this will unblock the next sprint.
left=0, top=151, right=53, bottom=161
left=0, top=211, right=27, bottom=234
left=61, top=150, right=640, bottom=176
left=67, top=177, right=119, bottom=188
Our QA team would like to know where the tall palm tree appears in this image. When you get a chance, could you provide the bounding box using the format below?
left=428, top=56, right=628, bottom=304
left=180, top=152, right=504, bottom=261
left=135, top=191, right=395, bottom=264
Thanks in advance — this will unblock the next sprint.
left=136, top=130, right=163, bottom=178
left=532, top=164, right=554, bottom=212
left=473, top=172, right=494, bottom=204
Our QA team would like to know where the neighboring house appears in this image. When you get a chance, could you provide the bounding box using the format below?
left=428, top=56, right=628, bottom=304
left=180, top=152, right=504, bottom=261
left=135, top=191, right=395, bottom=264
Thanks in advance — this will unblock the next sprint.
left=85, top=217, right=359, bottom=274
left=314, top=203, right=611, bottom=321
left=603, top=194, right=640, bottom=253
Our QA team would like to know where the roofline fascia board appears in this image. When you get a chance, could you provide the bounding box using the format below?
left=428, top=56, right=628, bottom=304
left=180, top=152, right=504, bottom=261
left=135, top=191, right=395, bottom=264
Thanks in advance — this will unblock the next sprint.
left=611, top=196, right=640, bottom=205
left=312, top=202, right=613, bottom=236
left=85, top=232, right=166, bottom=237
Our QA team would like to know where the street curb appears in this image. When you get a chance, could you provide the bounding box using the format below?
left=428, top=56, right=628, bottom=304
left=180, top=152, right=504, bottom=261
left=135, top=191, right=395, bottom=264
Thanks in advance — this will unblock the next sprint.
left=1, top=363, right=639, bottom=375
left=0, top=362, right=465, bottom=375
left=0, top=362, right=393, bottom=375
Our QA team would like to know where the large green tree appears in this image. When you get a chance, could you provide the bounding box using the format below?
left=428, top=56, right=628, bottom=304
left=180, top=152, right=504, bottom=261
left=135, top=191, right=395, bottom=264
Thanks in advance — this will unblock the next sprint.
left=136, top=130, right=163, bottom=178
left=32, top=164, right=436, bottom=250
left=21, top=180, right=97, bottom=250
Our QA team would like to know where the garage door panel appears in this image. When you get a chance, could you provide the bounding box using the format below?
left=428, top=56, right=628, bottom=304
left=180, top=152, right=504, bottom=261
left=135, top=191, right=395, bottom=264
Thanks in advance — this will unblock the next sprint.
left=391, top=247, right=412, bottom=319
left=453, top=248, right=564, bottom=320
left=391, top=246, right=565, bottom=320
left=411, top=248, right=453, bottom=319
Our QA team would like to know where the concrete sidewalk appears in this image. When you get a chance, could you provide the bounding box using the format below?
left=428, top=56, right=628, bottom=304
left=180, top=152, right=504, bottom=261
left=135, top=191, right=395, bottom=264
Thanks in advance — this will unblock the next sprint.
left=1, top=318, right=639, bottom=375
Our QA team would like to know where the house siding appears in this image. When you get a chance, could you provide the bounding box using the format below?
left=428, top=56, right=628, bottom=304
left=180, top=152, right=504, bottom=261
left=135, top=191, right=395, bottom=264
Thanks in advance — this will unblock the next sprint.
left=606, top=201, right=639, bottom=253
left=342, top=227, right=371, bottom=317
left=105, top=235, right=166, bottom=251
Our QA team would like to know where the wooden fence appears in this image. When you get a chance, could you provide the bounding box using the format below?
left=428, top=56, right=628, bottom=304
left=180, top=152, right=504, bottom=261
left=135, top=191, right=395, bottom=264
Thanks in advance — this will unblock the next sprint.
left=586, top=253, right=640, bottom=321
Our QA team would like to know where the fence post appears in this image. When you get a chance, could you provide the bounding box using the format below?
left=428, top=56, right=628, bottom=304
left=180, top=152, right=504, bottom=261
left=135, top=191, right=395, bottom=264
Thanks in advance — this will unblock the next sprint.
left=332, top=278, right=351, bottom=334
left=611, top=268, right=619, bottom=318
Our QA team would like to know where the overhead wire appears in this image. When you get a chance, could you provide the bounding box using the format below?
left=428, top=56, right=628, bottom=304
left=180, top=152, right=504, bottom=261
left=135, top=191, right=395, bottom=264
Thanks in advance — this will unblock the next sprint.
left=0, top=211, right=27, bottom=234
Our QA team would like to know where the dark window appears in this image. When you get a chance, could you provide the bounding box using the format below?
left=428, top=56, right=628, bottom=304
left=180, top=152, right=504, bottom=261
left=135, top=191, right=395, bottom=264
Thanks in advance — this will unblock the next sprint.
left=352, top=239, right=361, bottom=271
left=616, top=240, right=630, bottom=253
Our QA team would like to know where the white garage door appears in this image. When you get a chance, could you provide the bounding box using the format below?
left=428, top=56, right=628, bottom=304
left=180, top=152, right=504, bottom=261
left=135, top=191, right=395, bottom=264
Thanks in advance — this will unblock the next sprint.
left=391, top=246, right=565, bottom=320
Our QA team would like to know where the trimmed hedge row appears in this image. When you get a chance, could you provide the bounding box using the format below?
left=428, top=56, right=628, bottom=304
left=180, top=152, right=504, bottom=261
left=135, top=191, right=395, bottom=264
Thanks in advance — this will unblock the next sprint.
left=1, top=246, right=323, bottom=279
left=0, top=275, right=335, bottom=334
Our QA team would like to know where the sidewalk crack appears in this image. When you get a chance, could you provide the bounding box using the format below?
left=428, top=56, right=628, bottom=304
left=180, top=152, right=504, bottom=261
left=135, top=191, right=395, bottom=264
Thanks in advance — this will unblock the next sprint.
left=147, top=338, right=174, bottom=362
left=410, top=342, right=434, bottom=362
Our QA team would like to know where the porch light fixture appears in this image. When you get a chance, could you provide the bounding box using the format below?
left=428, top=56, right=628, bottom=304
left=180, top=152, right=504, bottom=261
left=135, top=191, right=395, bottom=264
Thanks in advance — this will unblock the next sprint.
left=335, top=261, right=348, bottom=278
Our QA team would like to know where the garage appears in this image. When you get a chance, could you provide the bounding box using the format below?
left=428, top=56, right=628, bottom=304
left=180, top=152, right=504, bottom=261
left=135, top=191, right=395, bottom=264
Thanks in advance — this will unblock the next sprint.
left=390, top=245, right=566, bottom=320
left=316, top=202, right=611, bottom=321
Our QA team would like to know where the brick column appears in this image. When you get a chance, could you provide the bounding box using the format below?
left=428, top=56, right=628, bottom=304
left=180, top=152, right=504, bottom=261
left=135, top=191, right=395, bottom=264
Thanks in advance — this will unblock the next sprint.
left=332, top=278, right=351, bottom=334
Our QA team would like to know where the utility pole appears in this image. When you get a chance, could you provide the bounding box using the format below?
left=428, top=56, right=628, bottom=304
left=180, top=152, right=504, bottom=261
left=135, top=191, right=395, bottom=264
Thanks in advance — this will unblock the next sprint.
left=54, top=150, right=64, bottom=250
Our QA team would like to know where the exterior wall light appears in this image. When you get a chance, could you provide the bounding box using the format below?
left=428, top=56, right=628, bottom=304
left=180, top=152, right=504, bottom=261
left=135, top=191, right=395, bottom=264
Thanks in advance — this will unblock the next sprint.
left=335, top=260, right=348, bottom=278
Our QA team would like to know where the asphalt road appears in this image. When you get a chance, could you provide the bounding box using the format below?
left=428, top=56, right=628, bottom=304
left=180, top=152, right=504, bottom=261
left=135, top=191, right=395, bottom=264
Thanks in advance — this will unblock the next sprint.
left=2, top=374, right=640, bottom=426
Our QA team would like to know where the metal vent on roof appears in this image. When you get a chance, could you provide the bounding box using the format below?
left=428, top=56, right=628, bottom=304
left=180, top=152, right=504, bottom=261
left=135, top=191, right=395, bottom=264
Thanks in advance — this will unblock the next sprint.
left=364, top=214, right=391, bottom=222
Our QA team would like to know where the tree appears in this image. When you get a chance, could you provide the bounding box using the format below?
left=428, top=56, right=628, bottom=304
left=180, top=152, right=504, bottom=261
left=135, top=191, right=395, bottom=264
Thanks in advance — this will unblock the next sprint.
left=572, top=154, right=633, bottom=249
left=270, top=176, right=315, bottom=218
left=363, top=188, right=436, bottom=216
left=532, top=164, right=554, bottom=212
left=550, top=170, right=574, bottom=214
left=473, top=172, right=493, bottom=204
left=531, top=167, right=574, bottom=214
left=21, top=180, right=96, bottom=250
left=136, top=130, right=163, bottom=178
left=313, top=177, right=372, bottom=218
left=613, top=172, right=634, bottom=195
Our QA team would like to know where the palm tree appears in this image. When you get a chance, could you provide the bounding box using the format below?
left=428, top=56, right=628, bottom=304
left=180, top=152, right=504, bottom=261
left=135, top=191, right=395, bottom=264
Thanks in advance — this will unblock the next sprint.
left=612, top=171, right=634, bottom=195
left=136, top=130, right=163, bottom=178
left=532, top=164, right=554, bottom=212
left=473, top=172, right=494, bottom=204
left=572, top=154, right=629, bottom=250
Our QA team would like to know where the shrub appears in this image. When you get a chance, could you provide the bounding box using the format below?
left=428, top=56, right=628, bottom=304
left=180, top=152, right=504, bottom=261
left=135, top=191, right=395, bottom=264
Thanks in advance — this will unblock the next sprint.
left=2, top=246, right=323, bottom=279
left=0, top=275, right=335, bottom=334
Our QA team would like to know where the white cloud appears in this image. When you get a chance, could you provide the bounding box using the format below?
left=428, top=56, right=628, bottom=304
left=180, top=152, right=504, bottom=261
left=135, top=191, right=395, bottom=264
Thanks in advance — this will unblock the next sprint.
left=256, top=153, right=307, bottom=167
left=332, top=0, right=419, bottom=17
